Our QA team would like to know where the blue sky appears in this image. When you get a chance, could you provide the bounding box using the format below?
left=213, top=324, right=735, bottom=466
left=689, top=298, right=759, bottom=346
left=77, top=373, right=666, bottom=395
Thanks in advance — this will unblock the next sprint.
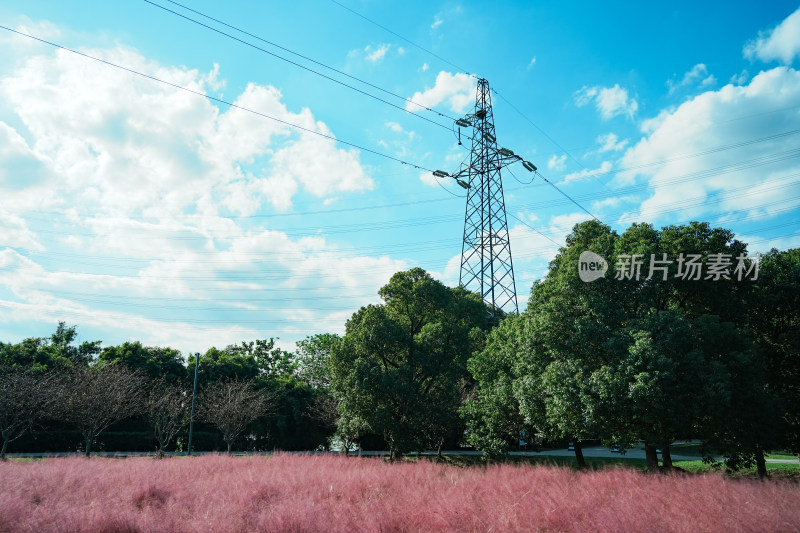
left=1, top=0, right=799, bottom=354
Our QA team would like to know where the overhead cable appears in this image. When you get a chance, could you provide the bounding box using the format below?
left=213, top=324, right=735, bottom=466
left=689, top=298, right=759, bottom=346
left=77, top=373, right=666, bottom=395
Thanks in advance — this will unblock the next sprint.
left=154, top=0, right=458, bottom=121
left=143, top=0, right=454, bottom=131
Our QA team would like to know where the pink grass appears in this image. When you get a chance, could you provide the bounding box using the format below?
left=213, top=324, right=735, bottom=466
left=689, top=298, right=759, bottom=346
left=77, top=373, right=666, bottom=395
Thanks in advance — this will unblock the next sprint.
left=1, top=455, right=799, bottom=532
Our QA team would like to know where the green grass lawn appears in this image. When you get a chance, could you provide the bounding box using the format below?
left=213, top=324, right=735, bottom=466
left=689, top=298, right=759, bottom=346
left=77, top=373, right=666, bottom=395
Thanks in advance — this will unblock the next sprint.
left=413, top=452, right=798, bottom=480
left=674, top=460, right=799, bottom=481
left=765, top=452, right=799, bottom=460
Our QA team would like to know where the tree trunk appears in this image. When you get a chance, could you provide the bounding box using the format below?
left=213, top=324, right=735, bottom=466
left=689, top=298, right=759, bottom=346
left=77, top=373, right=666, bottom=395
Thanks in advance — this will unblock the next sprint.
left=1, top=438, right=8, bottom=461
left=227, top=441, right=232, bottom=454
left=661, top=445, right=673, bottom=470
left=755, top=448, right=768, bottom=479
left=573, top=439, right=587, bottom=469
left=85, top=437, right=93, bottom=457
left=644, top=442, right=659, bottom=472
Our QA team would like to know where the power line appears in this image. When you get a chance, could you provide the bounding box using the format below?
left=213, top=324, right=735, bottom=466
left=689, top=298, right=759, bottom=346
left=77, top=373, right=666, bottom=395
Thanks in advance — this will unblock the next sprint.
left=8, top=128, right=792, bottom=224
left=323, top=0, right=592, bottom=184
left=143, top=0, right=455, bottom=132
left=0, top=24, right=436, bottom=174
left=492, top=89, right=589, bottom=174
left=534, top=170, right=600, bottom=221
left=154, top=0, right=458, bottom=121
left=507, top=213, right=561, bottom=248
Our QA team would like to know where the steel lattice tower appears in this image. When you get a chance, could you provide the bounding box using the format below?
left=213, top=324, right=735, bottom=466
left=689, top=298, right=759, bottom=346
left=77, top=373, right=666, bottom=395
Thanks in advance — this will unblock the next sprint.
left=433, top=77, right=539, bottom=321
left=460, top=78, right=517, bottom=320
left=435, top=78, right=537, bottom=320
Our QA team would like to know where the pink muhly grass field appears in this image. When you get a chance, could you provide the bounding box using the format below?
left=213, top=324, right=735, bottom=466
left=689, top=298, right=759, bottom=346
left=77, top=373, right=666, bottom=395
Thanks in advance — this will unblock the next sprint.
left=1, top=454, right=799, bottom=533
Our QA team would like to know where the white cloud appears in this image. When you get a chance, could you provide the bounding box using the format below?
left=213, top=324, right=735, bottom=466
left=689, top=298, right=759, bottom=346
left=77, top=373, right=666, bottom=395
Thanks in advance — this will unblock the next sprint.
left=421, top=63, right=429, bottom=72
left=574, top=84, right=638, bottom=119
left=381, top=122, right=416, bottom=157
left=618, top=66, right=800, bottom=224
left=668, top=63, right=716, bottom=94
left=364, top=44, right=390, bottom=63
left=744, top=7, right=800, bottom=64
left=730, top=70, right=749, bottom=85
left=590, top=195, right=638, bottom=212
left=270, top=124, right=373, bottom=199
left=596, top=133, right=628, bottom=153
left=406, top=71, right=476, bottom=113
left=431, top=17, right=443, bottom=30
left=547, top=154, right=567, bottom=171
left=527, top=56, right=537, bottom=69
left=386, top=121, right=404, bottom=133
left=419, top=170, right=439, bottom=187
left=0, top=47, right=373, bottom=216
left=562, top=161, right=612, bottom=184
left=0, top=33, right=387, bottom=352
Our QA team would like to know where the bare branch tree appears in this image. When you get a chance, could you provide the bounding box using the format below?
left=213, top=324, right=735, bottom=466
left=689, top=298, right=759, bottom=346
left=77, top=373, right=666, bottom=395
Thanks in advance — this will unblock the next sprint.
left=53, top=364, right=145, bottom=456
left=146, top=378, right=189, bottom=457
left=198, top=379, right=275, bottom=453
left=0, top=367, right=53, bottom=460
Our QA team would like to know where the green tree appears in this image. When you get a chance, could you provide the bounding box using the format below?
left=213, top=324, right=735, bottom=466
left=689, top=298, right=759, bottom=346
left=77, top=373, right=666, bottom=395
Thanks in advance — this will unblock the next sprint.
left=465, top=220, right=774, bottom=473
left=188, top=346, right=259, bottom=384
left=227, top=338, right=296, bottom=382
left=0, top=323, right=101, bottom=371
left=744, top=248, right=800, bottom=464
left=295, top=333, right=340, bottom=390
left=295, top=333, right=342, bottom=449
left=461, top=314, right=528, bottom=459
left=331, top=268, right=487, bottom=459
left=100, top=342, right=185, bottom=383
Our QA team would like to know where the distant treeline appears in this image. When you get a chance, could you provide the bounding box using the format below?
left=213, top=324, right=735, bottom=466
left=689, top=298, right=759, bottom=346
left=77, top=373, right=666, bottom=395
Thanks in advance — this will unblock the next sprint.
left=1, top=221, right=798, bottom=478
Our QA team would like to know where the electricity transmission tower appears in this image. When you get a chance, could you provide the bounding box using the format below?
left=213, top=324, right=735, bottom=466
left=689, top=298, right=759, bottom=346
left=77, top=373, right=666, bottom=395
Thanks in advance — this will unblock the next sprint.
left=435, top=78, right=537, bottom=321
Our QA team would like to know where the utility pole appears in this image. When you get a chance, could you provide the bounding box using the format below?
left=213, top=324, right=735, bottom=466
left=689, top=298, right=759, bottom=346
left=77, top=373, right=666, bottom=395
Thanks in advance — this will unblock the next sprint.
left=187, top=352, right=199, bottom=455
left=435, top=78, right=537, bottom=322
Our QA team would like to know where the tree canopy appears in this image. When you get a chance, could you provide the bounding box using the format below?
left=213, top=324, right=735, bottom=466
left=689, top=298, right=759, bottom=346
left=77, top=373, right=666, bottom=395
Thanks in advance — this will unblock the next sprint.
left=331, top=267, right=488, bottom=458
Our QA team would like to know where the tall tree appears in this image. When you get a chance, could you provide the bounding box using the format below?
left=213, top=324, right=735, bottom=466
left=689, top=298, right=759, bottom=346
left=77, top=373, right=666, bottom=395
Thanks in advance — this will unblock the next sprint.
left=465, top=220, right=775, bottom=473
left=331, top=268, right=487, bottom=459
